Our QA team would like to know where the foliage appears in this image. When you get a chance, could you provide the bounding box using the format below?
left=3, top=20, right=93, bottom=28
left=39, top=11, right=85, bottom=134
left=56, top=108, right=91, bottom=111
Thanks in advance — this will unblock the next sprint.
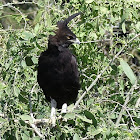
left=0, top=0, right=140, bottom=139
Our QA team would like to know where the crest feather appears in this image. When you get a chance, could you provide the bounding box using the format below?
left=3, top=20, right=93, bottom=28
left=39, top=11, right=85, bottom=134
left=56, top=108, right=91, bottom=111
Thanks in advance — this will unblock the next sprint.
left=57, top=12, right=81, bottom=27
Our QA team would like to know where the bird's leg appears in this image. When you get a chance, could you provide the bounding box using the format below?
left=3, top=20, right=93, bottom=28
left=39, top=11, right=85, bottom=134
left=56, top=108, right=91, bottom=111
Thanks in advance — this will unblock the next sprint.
left=50, top=98, right=57, bottom=127
left=58, top=103, right=67, bottom=122
left=61, top=103, right=67, bottom=113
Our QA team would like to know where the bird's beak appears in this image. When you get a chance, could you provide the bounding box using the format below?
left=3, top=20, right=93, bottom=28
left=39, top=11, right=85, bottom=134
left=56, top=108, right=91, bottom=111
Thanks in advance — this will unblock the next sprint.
left=70, top=38, right=80, bottom=44
left=75, top=38, right=80, bottom=44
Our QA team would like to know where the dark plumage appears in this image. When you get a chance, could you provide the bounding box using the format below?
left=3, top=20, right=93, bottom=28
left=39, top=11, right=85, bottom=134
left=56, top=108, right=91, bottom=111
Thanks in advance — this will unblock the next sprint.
left=37, top=13, right=81, bottom=110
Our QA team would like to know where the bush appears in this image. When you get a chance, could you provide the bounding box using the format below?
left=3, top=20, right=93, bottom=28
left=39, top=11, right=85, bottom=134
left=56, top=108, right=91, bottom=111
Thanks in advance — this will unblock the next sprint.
left=0, top=0, right=139, bottom=139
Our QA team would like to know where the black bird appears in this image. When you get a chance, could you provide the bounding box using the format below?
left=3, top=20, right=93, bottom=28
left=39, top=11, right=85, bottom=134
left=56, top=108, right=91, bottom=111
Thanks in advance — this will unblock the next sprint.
left=37, top=13, right=81, bottom=126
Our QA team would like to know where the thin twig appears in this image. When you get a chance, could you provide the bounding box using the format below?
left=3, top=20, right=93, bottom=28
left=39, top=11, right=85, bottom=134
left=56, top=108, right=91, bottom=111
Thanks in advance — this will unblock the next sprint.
left=14, top=118, right=48, bottom=138
left=115, top=81, right=137, bottom=127
left=29, top=83, right=37, bottom=118
left=14, top=118, right=49, bottom=124
left=0, top=29, right=24, bottom=32
left=0, top=1, right=64, bottom=12
left=125, top=106, right=136, bottom=128
left=29, top=83, right=45, bottom=138
left=80, top=39, right=111, bottom=44
left=29, top=123, right=44, bottom=138
left=8, top=4, right=27, bottom=29
left=97, top=99, right=137, bottom=127
left=111, top=104, right=118, bottom=115
left=13, top=67, right=19, bottom=96
left=0, top=1, right=38, bottom=9
left=85, top=14, right=103, bottom=23
left=73, top=33, right=140, bottom=111
left=0, top=2, right=38, bottom=29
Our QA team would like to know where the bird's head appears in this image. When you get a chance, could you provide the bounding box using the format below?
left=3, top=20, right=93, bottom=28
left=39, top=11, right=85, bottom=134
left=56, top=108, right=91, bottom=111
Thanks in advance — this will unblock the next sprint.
left=49, top=13, right=81, bottom=51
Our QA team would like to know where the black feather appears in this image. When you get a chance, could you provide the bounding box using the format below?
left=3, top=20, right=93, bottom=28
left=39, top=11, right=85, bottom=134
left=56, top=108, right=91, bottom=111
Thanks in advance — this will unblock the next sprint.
left=37, top=13, right=80, bottom=109
left=58, top=12, right=81, bottom=26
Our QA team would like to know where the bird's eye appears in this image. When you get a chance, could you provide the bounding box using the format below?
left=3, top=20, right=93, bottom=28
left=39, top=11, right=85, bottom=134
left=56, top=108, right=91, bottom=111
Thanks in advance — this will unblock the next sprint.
left=66, top=36, right=72, bottom=40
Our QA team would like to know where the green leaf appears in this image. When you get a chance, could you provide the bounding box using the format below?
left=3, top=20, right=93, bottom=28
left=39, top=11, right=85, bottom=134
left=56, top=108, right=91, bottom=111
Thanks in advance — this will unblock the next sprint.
left=73, top=133, right=80, bottom=140
left=76, top=114, right=92, bottom=124
left=21, top=132, right=29, bottom=140
left=64, top=113, right=75, bottom=120
left=34, top=23, right=40, bottom=34
left=134, top=117, right=140, bottom=125
left=14, top=15, right=23, bottom=23
left=21, top=31, right=34, bottom=41
left=99, top=27, right=105, bottom=35
left=14, top=86, right=20, bottom=97
left=92, top=128, right=103, bottom=136
left=18, top=93, right=28, bottom=103
left=135, top=22, right=140, bottom=31
left=90, top=32, right=97, bottom=40
left=0, top=117, right=6, bottom=122
left=85, top=0, right=94, bottom=4
left=16, top=130, right=19, bottom=140
left=50, top=136, right=56, bottom=140
left=33, top=137, right=40, bottom=140
left=122, top=22, right=126, bottom=34
left=45, top=13, right=52, bottom=27
left=132, top=10, right=139, bottom=19
left=20, top=114, right=33, bottom=123
left=32, top=56, right=38, bottom=64
left=25, top=56, right=34, bottom=66
left=5, top=62, right=10, bottom=70
left=109, top=113, right=118, bottom=119
left=120, top=59, right=137, bottom=85
left=100, top=7, right=108, bottom=14
left=121, top=13, right=128, bottom=23
left=84, top=110, right=97, bottom=127
left=21, top=60, right=27, bottom=68
left=33, top=10, right=43, bottom=25
left=0, top=82, right=6, bottom=91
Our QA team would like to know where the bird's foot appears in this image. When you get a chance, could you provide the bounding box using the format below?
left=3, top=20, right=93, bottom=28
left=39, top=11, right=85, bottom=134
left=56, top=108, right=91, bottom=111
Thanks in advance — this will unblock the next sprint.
left=61, top=103, right=67, bottom=113
left=50, top=116, right=56, bottom=127
left=50, top=99, right=57, bottom=127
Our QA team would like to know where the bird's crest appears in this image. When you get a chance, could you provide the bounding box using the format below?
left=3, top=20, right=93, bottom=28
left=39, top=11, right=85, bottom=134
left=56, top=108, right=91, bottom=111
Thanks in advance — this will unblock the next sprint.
left=57, top=12, right=81, bottom=28
left=49, top=12, right=81, bottom=49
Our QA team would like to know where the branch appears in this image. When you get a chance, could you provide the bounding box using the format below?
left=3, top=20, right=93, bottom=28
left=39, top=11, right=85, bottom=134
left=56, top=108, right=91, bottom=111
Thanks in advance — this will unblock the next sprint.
left=13, top=67, right=19, bottom=95
left=115, top=81, right=137, bottom=127
left=72, top=33, right=140, bottom=111
left=8, top=4, right=27, bottom=29
left=0, top=2, right=38, bottom=29
left=14, top=119, right=48, bottom=139
left=96, top=99, right=137, bottom=128
left=28, top=83, right=45, bottom=138
left=80, top=39, right=111, bottom=44
left=0, top=3, right=28, bottom=29
left=0, top=112, right=45, bottom=138
left=0, top=1, right=38, bottom=9
left=29, top=83, right=37, bottom=118
left=29, top=123, right=44, bottom=138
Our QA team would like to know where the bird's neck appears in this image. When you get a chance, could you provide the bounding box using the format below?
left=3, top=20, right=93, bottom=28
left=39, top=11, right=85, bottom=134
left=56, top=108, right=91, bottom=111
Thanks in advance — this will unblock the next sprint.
left=48, top=41, right=68, bottom=52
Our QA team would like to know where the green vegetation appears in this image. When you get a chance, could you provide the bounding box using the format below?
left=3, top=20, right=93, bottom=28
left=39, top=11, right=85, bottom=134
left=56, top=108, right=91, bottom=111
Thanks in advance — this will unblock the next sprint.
left=0, top=0, right=140, bottom=139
